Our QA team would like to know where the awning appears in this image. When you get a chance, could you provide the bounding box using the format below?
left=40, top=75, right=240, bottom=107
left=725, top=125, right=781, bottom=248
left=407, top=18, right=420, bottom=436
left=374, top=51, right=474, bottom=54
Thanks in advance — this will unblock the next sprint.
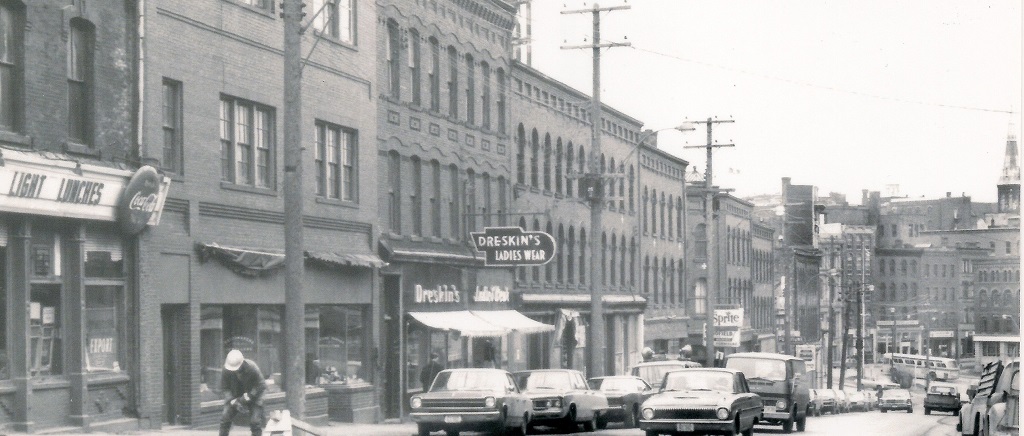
left=196, top=242, right=285, bottom=276
left=408, top=311, right=508, bottom=337
left=379, top=238, right=482, bottom=266
left=471, top=310, right=555, bottom=334
left=305, top=251, right=387, bottom=268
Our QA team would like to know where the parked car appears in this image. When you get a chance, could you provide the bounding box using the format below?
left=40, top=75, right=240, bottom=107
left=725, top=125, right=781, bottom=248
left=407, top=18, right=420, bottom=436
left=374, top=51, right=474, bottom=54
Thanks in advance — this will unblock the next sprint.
left=514, top=369, right=609, bottom=432
left=812, top=389, right=837, bottom=415
left=588, top=375, right=653, bottom=428
left=924, top=384, right=962, bottom=415
left=631, top=360, right=702, bottom=390
left=959, top=360, right=1019, bottom=436
left=878, top=388, right=914, bottom=413
left=832, top=389, right=850, bottom=413
left=639, top=368, right=763, bottom=436
left=725, top=352, right=810, bottom=433
left=409, top=368, right=532, bottom=436
left=847, top=391, right=869, bottom=412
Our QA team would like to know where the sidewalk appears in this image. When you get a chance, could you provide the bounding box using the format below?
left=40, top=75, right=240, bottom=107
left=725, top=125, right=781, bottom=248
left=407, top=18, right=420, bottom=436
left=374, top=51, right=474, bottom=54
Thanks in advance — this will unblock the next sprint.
left=44, top=421, right=418, bottom=436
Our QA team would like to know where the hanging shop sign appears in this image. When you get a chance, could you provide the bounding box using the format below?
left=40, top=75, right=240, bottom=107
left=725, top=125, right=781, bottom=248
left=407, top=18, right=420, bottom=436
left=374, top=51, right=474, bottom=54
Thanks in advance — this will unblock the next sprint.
left=713, top=328, right=741, bottom=348
left=470, top=226, right=556, bottom=266
left=713, top=308, right=744, bottom=328
left=117, top=165, right=171, bottom=234
left=796, top=344, right=818, bottom=372
left=0, top=149, right=170, bottom=229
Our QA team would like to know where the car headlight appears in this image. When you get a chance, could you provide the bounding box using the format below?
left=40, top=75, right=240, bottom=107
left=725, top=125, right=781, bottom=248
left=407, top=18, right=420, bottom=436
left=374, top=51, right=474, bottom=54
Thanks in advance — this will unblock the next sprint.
left=906, top=399, right=912, bottom=404
left=552, top=398, right=562, bottom=408
left=717, top=407, right=731, bottom=420
left=642, top=408, right=655, bottom=420
left=776, top=400, right=787, bottom=410
left=485, top=396, right=496, bottom=408
left=410, top=397, right=422, bottom=409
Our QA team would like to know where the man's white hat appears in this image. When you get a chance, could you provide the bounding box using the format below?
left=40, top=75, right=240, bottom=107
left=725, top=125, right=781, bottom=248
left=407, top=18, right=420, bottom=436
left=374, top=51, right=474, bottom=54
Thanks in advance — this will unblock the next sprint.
left=224, top=349, right=244, bottom=371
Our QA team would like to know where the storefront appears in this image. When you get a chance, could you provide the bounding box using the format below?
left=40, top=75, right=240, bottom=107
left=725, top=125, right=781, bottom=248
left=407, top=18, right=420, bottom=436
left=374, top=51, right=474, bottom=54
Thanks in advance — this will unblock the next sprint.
left=0, top=149, right=169, bottom=432
left=378, top=239, right=551, bottom=419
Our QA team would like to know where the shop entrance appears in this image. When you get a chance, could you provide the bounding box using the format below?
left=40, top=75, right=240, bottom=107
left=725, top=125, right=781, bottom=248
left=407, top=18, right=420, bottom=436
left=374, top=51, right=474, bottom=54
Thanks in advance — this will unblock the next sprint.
left=382, top=275, right=402, bottom=419
left=161, top=304, right=187, bottom=424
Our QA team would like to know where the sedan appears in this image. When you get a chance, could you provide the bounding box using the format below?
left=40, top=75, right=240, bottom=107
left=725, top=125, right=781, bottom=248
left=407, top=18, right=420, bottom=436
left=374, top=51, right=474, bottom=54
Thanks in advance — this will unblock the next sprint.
left=878, top=388, right=914, bottom=413
left=812, top=389, right=837, bottom=415
left=409, top=368, right=532, bottom=436
left=588, top=375, right=653, bottom=428
left=514, top=369, right=610, bottom=432
left=639, top=368, right=762, bottom=436
left=847, top=391, right=868, bottom=412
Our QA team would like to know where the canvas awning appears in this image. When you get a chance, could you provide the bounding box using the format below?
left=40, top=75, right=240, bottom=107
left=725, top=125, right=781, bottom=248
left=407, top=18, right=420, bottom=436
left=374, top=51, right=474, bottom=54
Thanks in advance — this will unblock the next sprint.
left=195, top=242, right=286, bottom=276
left=305, top=251, right=387, bottom=268
left=407, top=311, right=508, bottom=337
left=471, top=310, right=554, bottom=334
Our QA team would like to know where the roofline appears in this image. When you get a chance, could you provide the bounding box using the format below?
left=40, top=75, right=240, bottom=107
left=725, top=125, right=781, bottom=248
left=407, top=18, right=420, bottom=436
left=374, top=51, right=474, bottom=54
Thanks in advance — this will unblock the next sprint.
left=642, top=143, right=690, bottom=168
left=512, top=60, right=645, bottom=128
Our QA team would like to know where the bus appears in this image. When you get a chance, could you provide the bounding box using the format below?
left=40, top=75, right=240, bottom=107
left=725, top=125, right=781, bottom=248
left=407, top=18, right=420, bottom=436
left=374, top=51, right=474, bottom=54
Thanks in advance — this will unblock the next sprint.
left=881, top=353, right=960, bottom=381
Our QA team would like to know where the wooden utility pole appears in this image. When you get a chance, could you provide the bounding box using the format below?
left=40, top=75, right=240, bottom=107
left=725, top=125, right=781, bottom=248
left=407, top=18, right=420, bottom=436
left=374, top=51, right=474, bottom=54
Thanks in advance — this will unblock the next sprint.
left=561, top=3, right=629, bottom=377
left=684, top=118, right=734, bottom=367
left=282, top=0, right=305, bottom=417
left=856, top=246, right=866, bottom=391
left=826, top=238, right=837, bottom=388
left=838, top=255, right=850, bottom=390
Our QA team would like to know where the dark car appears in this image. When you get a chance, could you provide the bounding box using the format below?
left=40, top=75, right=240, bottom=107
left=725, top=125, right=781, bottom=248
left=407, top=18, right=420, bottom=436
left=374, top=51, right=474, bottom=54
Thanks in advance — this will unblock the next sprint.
left=588, top=375, right=653, bottom=428
left=639, top=368, right=763, bottom=436
left=878, top=388, right=914, bottom=413
left=631, top=360, right=702, bottom=390
left=924, top=384, right=961, bottom=415
left=409, top=368, right=531, bottom=436
left=514, top=369, right=609, bottom=432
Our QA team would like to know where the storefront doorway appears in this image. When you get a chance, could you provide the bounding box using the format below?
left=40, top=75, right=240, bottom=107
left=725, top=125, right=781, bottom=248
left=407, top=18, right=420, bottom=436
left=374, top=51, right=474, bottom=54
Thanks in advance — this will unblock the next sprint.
left=382, top=274, right=402, bottom=419
left=161, top=304, right=187, bottom=424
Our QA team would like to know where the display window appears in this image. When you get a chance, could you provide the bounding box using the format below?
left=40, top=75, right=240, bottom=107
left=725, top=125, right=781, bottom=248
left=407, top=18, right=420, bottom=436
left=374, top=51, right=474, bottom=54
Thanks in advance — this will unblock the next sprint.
left=305, top=305, right=370, bottom=385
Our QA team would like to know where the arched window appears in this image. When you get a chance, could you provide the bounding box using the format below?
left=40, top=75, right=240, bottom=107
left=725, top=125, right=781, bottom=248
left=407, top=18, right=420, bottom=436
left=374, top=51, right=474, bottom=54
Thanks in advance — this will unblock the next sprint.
left=652, top=257, right=660, bottom=304
left=900, top=283, right=908, bottom=301
left=567, top=226, right=576, bottom=284
left=530, top=129, right=539, bottom=187
left=628, top=165, right=635, bottom=212
left=618, top=163, right=626, bottom=211
left=630, top=237, right=637, bottom=288
left=577, top=146, right=586, bottom=197
left=543, top=134, right=552, bottom=191
left=900, top=260, right=908, bottom=276
left=387, top=150, right=402, bottom=232
left=889, top=259, right=896, bottom=275
left=532, top=219, right=541, bottom=282
left=555, top=139, right=563, bottom=195
left=643, top=256, right=650, bottom=295
left=517, top=217, right=528, bottom=281
left=660, top=192, right=666, bottom=236
left=464, top=168, right=476, bottom=231
left=565, top=142, right=574, bottom=197
left=667, top=197, right=674, bottom=239
left=607, top=233, right=615, bottom=285
left=480, top=61, right=489, bottom=128
left=516, top=124, right=526, bottom=184
left=992, top=290, right=1001, bottom=307
left=428, top=37, right=440, bottom=110
left=910, top=260, right=917, bottom=275
left=620, top=235, right=627, bottom=287
left=386, top=20, right=401, bottom=99
left=879, top=283, right=887, bottom=301
left=650, top=189, right=658, bottom=235
left=556, top=224, right=565, bottom=283
left=979, top=290, right=988, bottom=306
left=544, top=221, right=553, bottom=282
left=447, top=46, right=458, bottom=118
left=578, top=229, right=587, bottom=284
left=496, top=67, right=507, bottom=133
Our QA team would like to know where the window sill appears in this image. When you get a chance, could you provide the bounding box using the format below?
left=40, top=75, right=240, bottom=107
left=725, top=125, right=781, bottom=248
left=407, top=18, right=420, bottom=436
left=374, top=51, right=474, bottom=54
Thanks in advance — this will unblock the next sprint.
left=220, top=182, right=278, bottom=197
left=32, top=377, right=71, bottom=390
left=311, top=30, right=358, bottom=51
left=315, top=196, right=359, bottom=209
left=0, top=129, right=32, bottom=147
left=87, top=371, right=131, bottom=386
left=221, top=0, right=276, bottom=19
left=65, top=141, right=99, bottom=157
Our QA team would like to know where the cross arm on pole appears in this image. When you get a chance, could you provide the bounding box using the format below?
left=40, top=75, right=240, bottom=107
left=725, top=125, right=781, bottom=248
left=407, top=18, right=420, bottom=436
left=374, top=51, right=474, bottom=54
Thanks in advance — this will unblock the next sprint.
left=562, top=5, right=632, bottom=14
left=561, top=42, right=632, bottom=50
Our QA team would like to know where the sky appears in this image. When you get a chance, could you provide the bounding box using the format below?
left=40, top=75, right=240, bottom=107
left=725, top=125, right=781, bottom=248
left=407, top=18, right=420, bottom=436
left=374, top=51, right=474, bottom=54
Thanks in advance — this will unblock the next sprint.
left=522, top=0, right=1022, bottom=204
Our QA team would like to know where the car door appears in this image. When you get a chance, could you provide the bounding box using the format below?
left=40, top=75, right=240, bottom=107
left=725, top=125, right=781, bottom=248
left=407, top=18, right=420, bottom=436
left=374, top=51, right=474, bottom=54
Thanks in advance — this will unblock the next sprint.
left=506, top=373, right=527, bottom=424
left=735, top=373, right=759, bottom=428
left=572, top=371, right=596, bottom=417
left=791, top=360, right=810, bottom=413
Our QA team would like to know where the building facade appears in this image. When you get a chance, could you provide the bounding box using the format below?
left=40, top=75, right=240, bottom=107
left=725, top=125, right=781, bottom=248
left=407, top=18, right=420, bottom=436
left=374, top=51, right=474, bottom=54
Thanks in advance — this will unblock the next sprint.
left=138, top=0, right=381, bottom=427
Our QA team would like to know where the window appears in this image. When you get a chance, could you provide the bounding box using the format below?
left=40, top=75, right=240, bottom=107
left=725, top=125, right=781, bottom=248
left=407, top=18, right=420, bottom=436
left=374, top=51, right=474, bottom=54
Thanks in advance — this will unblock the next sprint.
left=496, top=68, right=506, bottom=133
left=447, top=46, right=458, bottom=118
left=516, top=125, right=526, bottom=184
left=465, top=54, right=475, bottom=124
left=497, top=176, right=507, bottom=226
left=0, top=1, right=24, bottom=132
left=428, top=38, right=440, bottom=111
left=449, top=164, right=460, bottom=238
left=236, top=0, right=273, bottom=12
left=161, top=79, right=183, bottom=173
left=312, top=0, right=354, bottom=44
left=431, top=160, right=442, bottom=237
left=67, top=19, right=93, bottom=145
left=543, top=135, right=551, bottom=191
left=305, top=305, right=369, bottom=384
left=411, top=156, right=423, bottom=235
left=85, top=285, right=123, bottom=372
left=409, top=29, right=421, bottom=106
left=465, top=169, right=476, bottom=232
left=694, top=278, right=707, bottom=315
left=200, top=305, right=284, bottom=395
left=530, top=129, right=539, bottom=187
left=388, top=151, right=401, bottom=232
left=565, top=143, right=574, bottom=197
left=386, top=20, right=400, bottom=99
left=314, top=121, right=356, bottom=201
left=694, top=224, right=707, bottom=259
left=220, top=96, right=275, bottom=188
left=480, top=62, right=490, bottom=128
left=1007, top=241, right=1012, bottom=255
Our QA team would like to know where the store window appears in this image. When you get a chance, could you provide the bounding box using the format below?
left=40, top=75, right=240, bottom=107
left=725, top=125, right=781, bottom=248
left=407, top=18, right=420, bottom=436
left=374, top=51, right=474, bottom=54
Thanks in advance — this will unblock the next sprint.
left=200, top=305, right=284, bottom=398
left=0, top=228, right=6, bottom=380
left=305, top=305, right=369, bottom=385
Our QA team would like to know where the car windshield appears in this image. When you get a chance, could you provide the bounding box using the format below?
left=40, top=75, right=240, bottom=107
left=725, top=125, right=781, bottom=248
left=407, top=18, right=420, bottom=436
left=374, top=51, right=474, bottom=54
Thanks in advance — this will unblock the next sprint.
left=726, top=357, right=787, bottom=381
left=518, top=372, right=573, bottom=390
left=663, top=371, right=735, bottom=393
left=634, top=364, right=687, bottom=386
left=882, top=389, right=910, bottom=399
left=592, top=378, right=643, bottom=392
left=929, top=386, right=956, bottom=395
left=430, top=370, right=506, bottom=392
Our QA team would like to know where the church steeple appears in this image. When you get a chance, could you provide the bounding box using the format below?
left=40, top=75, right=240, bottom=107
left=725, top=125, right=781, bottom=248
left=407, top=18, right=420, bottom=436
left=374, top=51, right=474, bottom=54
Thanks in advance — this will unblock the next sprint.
left=998, top=121, right=1020, bottom=214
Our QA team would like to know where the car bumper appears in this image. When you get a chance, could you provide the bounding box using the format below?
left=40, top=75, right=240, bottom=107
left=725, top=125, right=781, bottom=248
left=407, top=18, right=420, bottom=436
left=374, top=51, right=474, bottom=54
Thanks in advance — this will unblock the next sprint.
left=640, top=419, right=735, bottom=434
left=410, top=410, right=503, bottom=427
left=527, top=407, right=570, bottom=423
left=879, top=404, right=911, bottom=411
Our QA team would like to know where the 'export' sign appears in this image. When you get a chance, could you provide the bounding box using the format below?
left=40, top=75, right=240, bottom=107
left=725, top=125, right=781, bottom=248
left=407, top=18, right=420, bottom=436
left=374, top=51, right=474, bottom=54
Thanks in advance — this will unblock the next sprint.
left=471, top=226, right=556, bottom=266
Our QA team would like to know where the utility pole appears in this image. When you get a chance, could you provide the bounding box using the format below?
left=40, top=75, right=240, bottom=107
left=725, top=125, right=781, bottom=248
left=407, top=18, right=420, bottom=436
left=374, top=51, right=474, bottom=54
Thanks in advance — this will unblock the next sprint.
left=838, top=255, right=850, bottom=390
left=685, top=118, right=734, bottom=367
left=561, top=2, right=630, bottom=378
left=856, top=245, right=866, bottom=391
left=282, top=0, right=305, bottom=417
left=826, top=238, right=837, bottom=388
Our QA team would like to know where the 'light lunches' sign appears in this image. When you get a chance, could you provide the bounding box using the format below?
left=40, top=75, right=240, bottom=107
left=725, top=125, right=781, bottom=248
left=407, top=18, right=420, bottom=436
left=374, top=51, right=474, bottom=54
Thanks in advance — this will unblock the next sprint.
left=471, top=226, right=556, bottom=266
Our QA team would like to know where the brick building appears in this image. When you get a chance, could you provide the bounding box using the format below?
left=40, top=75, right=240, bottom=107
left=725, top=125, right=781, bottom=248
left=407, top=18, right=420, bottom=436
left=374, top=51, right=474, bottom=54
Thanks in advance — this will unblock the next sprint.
left=137, top=0, right=381, bottom=427
left=0, top=1, right=163, bottom=432
left=374, top=0, right=523, bottom=420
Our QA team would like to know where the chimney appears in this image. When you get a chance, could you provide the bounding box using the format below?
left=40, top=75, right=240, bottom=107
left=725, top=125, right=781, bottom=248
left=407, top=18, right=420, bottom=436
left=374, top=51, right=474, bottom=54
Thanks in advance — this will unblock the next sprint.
left=946, top=192, right=951, bottom=198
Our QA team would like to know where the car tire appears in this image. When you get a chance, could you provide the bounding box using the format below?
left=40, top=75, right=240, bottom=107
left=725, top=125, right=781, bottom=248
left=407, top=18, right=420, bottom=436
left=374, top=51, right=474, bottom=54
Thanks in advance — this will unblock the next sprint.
left=628, top=404, right=640, bottom=428
left=797, top=408, right=807, bottom=432
left=417, top=424, right=431, bottom=436
left=782, top=408, right=795, bottom=434
left=881, top=409, right=887, bottom=413
left=582, top=412, right=598, bottom=432
left=562, top=406, right=578, bottom=432
left=506, top=413, right=528, bottom=436
left=925, top=408, right=930, bottom=415
left=742, top=424, right=754, bottom=436
left=444, top=431, right=459, bottom=436
left=907, top=408, right=913, bottom=414
left=645, top=431, right=660, bottom=436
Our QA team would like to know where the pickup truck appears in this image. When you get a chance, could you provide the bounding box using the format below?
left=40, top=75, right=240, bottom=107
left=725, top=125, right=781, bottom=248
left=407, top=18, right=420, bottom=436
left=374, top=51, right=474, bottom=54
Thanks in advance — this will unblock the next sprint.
left=924, top=384, right=961, bottom=415
left=959, top=359, right=1020, bottom=436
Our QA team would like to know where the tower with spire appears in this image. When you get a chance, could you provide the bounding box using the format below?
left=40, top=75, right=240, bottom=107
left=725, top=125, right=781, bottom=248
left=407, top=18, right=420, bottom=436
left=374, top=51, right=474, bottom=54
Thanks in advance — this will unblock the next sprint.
left=997, top=122, right=1020, bottom=214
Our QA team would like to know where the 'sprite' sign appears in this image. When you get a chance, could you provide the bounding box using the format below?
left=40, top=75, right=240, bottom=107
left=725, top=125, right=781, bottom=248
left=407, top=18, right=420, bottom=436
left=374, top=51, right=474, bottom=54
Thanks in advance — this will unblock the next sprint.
left=471, top=226, right=556, bottom=266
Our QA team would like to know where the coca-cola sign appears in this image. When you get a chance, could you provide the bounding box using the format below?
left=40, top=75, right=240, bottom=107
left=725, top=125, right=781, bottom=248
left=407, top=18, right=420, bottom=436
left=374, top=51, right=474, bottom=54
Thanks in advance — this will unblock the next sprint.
left=117, top=166, right=166, bottom=234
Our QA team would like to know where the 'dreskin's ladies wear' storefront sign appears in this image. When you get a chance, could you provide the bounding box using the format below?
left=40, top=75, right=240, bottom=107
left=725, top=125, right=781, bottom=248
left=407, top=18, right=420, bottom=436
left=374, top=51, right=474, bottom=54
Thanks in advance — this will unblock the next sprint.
left=470, top=226, right=556, bottom=266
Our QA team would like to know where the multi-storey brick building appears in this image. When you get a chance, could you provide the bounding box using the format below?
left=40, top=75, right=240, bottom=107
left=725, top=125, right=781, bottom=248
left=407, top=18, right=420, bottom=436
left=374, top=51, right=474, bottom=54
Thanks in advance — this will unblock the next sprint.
left=509, top=61, right=688, bottom=376
left=138, top=0, right=381, bottom=427
left=0, top=1, right=161, bottom=432
left=374, top=0, right=520, bottom=420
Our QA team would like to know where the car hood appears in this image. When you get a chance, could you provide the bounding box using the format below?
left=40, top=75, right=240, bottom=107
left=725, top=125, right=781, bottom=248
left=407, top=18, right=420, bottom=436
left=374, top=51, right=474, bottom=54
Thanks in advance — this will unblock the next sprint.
left=418, top=389, right=505, bottom=399
left=644, top=390, right=737, bottom=408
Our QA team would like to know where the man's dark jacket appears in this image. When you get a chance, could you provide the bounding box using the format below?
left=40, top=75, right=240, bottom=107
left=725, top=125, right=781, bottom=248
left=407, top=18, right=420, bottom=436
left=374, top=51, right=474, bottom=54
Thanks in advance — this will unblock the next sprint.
left=221, top=359, right=267, bottom=404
